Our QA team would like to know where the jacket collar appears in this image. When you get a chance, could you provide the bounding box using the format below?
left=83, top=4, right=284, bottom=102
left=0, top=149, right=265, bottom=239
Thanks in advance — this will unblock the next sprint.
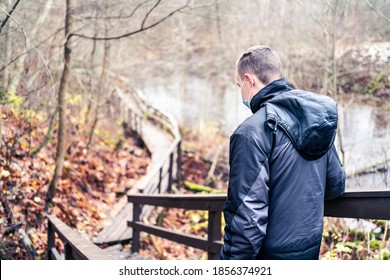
left=250, top=78, right=292, bottom=114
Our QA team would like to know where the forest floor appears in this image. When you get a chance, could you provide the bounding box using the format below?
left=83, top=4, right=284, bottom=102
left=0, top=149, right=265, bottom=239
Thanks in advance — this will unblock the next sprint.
left=1, top=103, right=389, bottom=260
left=0, top=108, right=150, bottom=259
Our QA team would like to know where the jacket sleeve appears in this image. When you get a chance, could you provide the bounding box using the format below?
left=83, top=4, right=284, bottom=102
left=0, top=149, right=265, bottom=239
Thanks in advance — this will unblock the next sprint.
left=220, top=132, right=270, bottom=260
left=325, top=144, right=346, bottom=200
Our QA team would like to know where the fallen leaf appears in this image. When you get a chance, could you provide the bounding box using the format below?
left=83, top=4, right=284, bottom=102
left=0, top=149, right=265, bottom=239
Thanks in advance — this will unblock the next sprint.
left=1, top=170, right=11, bottom=178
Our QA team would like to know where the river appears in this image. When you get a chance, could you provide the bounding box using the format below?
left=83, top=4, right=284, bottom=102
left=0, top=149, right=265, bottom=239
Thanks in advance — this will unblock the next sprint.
left=141, top=74, right=390, bottom=190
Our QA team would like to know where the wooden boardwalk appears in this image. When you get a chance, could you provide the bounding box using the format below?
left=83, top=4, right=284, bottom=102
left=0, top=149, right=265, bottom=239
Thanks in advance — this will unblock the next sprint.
left=94, top=90, right=174, bottom=245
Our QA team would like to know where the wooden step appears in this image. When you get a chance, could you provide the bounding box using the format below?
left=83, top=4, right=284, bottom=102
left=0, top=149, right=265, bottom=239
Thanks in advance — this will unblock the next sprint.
left=94, top=203, right=133, bottom=245
left=102, top=243, right=153, bottom=260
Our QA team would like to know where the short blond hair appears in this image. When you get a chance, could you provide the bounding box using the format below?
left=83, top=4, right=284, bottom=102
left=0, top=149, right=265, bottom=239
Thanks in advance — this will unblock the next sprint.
left=236, top=45, right=282, bottom=85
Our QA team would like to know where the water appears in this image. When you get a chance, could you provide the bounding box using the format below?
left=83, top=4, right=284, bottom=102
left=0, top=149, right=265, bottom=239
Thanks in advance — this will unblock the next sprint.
left=142, top=74, right=390, bottom=190
left=338, top=101, right=390, bottom=189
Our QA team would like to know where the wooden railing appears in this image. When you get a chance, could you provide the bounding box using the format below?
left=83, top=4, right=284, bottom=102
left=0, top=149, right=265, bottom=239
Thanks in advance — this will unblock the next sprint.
left=127, top=190, right=390, bottom=260
left=323, top=190, right=390, bottom=220
left=112, top=79, right=181, bottom=195
left=47, top=76, right=183, bottom=259
left=48, top=75, right=390, bottom=260
left=112, top=75, right=181, bottom=139
left=47, top=215, right=115, bottom=260
left=128, top=194, right=226, bottom=260
left=137, top=139, right=182, bottom=194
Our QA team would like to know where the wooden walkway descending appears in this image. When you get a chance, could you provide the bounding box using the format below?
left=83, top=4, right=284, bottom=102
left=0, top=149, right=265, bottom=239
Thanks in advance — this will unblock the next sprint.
left=93, top=84, right=177, bottom=246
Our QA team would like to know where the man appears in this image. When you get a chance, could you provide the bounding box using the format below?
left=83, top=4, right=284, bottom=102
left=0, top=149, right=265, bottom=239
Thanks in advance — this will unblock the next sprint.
left=220, top=45, right=345, bottom=260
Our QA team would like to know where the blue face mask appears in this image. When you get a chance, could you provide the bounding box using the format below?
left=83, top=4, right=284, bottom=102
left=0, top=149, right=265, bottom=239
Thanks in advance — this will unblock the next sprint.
left=242, top=98, right=251, bottom=109
left=240, top=79, right=253, bottom=109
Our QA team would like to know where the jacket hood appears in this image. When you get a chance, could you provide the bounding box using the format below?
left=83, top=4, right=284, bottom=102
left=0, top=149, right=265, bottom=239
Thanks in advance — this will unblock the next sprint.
left=251, top=78, right=338, bottom=160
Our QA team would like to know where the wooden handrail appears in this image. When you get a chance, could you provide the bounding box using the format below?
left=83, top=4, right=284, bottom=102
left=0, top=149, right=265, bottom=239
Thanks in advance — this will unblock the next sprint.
left=324, top=190, right=390, bottom=220
left=128, top=193, right=226, bottom=211
left=113, top=78, right=182, bottom=195
left=127, top=190, right=390, bottom=260
left=137, top=138, right=181, bottom=194
left=47, top=215, right=115, bottom=260
left=128, top=194, right=225, bottom=260
left=46, top=75, right=183, bottom=259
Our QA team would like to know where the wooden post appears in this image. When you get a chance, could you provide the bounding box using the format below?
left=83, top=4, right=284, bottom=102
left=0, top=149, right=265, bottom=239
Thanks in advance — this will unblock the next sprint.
left=64, top=242, right=75, bottom=260
left=207, top=210, right=222, bottom=260
left=132, top=203, right=142, bottom=253
left=158, top=167, right=163, bottom=193
left=47, top=220, right=55, bottom=260
left=167, top=153, right=174, bottom=192
left=176, top=141, right=182, bottom=187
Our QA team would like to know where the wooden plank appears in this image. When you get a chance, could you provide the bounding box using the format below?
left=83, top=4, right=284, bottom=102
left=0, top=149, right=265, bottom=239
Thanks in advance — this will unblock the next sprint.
left=94, top=203, right=133, bottom=245
left=324, top=193, right=390, bottom=220
left=337, top=190, right=390, bottom=198
left=208, top=211, right=222, bottom=260
left=128, top=194, right=226, bottom=211
left=93, top=81, right=181, bottom=246
left=132, top=203, right=142, bottom=252
left=102, top=244, right=132, bottom=260
left=138, top=139, right=179, bottom=193
left=47, top=215, right=115, bottom=260
left=47, top=221, right=55, bottom=260
left=128, top=191, right=390, bottom=219
left=128, top=221, right=223, bottom=254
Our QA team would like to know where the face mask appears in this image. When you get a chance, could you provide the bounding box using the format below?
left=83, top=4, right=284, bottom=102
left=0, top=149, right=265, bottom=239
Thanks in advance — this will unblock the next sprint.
left=242, top=98, right=251, bottom=109
left=240, top=79, right=253, bottom=109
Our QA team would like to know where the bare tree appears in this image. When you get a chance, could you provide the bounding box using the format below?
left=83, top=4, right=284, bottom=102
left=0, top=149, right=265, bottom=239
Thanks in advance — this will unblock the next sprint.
left=46, top=0, right=191, bottom=209
left=0, top=0, right=21, bottom=33
left=46, top=0, right=73, bottom=208
left=4, top=0, right=53, bottom=97
left=87, top=0, right=111, bottom=147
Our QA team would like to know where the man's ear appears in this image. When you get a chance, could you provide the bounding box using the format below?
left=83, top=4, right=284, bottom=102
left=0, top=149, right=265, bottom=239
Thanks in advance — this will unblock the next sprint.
left=244, top=73, right=255, bottom=86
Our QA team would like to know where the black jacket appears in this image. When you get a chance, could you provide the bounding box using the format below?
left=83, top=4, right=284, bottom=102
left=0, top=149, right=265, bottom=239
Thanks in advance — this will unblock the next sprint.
left=220, top=78, right=345, bottom=260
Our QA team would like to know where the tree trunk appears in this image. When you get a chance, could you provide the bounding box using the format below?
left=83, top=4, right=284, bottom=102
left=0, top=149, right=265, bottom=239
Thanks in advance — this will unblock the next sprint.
left=321, top=0, right=330, bottom=95
left=87, top=0, right=111, bottom=147
left=214, top=0, right=222, bottom=42
left=2, top=0, right=12, bottom=90
left=85, top=9, right=99, bottom=124
left=1, top=0, right=12, bottom=156
left=331, top=0, right=339, bottom=98
left=46, top=0, right=72, bottom=209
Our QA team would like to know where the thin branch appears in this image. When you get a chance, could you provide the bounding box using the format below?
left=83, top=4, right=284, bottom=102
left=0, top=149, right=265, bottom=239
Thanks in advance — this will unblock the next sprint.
left=141, top=0, right=162, bottom=29
left=0, top=6, right=28, bottom=49
left=70, top=0, right=190, bottom=41
left=83, top=0, right=153, bottom=21
left=365, top=0, right=390, bottom=25
left=0, top=16, right=91, bottom=73
left=0, top=5, right=56, bottom=98
left=0, top=0, right=21, bottom=33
